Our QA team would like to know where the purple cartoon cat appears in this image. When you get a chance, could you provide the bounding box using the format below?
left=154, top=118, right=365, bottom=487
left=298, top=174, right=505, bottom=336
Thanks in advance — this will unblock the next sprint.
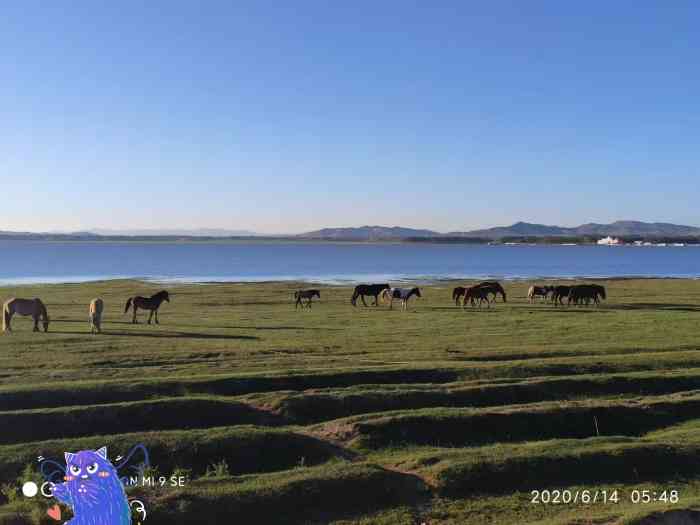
left=52, top=447, right=131, bottom=525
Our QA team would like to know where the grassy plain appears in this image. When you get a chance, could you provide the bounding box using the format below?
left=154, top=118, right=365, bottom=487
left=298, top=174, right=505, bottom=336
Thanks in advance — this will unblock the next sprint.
left=1, top=278, right=700, bottom=524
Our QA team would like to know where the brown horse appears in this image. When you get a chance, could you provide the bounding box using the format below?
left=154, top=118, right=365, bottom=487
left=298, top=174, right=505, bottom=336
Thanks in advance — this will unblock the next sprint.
left=124, top=290, right=170, bottom=324
left=295, top=289, right=320, bottom=309
left=3, top=298, right=50, bottom=332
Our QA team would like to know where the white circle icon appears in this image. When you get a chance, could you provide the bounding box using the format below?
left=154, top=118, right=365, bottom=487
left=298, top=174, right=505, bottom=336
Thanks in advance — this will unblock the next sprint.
left=22, top=481, right=39, bottom=498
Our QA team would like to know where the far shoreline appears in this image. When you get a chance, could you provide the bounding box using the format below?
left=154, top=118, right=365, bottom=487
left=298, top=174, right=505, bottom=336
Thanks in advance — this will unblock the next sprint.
left=0, top=275, right=697, bottom=288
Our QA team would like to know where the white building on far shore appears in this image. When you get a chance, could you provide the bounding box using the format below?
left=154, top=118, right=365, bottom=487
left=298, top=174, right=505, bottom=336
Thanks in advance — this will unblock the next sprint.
left=597, top=236, right=622, bottom=245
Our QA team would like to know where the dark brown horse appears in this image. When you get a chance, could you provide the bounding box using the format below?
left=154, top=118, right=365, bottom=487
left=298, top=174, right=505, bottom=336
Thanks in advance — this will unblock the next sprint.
left=295, top=289, right=320, bottom=309
left=351, top=284, right=390, bottom=307
left=462, top=286, right=491, bottom=308
left=452, top=286, right=467, bottom=306
left=124, top=290, right=170, bottom=324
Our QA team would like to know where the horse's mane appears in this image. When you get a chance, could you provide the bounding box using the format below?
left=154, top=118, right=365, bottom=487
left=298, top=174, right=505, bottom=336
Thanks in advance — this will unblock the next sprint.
left=153, top=290, right=169, bottom=299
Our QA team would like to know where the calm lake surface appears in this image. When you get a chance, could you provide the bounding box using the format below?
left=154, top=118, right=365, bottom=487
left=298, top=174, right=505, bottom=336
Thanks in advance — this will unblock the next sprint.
left=0, top=241, right=699, bottom=285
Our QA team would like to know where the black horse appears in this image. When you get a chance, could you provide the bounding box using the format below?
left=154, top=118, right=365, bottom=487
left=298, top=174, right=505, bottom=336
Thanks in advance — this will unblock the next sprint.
left=295, top=289, right=321, bottom=309
left=476, top=281, right=507, bottom=302
left=124, top=290, right=170, bottom=324
left=351, top=284, right=390, bottom=307
left=568, top=284, right=606, bottom=306
left=551, top=285, right=572, bottom=306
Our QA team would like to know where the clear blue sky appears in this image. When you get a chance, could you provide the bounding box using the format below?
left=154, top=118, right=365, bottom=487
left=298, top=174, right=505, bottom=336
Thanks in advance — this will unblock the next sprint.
left=2, top=1, right=699, bottom=234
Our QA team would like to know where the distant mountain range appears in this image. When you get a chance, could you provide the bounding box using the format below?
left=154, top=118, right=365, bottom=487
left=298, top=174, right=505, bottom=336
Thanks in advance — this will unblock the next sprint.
left=300, top=221, right=700, bottom=240
left=297, top=226, right=438, bottom=241
left=451, top=221, right=700, bottom=239
left=2, top=221, right=700, bottom=242
left=87, top=228, right=259, bottom=237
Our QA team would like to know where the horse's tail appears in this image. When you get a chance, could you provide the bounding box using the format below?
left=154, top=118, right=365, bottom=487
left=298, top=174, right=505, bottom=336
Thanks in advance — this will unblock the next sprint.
left=124, top=297, right=133, bottom=314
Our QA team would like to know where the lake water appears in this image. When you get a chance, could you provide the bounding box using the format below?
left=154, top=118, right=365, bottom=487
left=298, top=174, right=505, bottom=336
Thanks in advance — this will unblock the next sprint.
left=0, top=241, right=699, bottom=285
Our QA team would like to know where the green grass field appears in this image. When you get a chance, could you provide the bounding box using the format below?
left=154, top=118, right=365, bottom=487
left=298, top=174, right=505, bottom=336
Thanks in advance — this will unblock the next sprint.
left=2, top=278, right=700, bottom=524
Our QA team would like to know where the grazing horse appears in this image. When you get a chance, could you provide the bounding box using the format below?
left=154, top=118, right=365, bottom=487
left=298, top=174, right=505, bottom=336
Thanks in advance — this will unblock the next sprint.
left=124, top=290, right=170, bottom=324
left=551, top=285, right=572, bottom=306
left=463, top=286, right=491, bottom=308
left=568, top=284, right=606, bottom=306
left=381, top=287, right=421, bottom=310
left=3, top=298, right=50, bottom=332
left=89, top=298, right=104, bottom=334
left=351, top=284, right=390, bottom=307
left=295, top=289, right=320, bottom=309
left=476, top=281, right=507, bottom=303
left=452, top=286, right=467, bottom=306
left=527, top=285, right=553, bottom=303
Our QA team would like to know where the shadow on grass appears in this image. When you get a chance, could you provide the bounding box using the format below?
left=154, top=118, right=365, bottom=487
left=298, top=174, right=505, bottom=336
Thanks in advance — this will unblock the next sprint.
left=611, top=302, right=700, bottom=312
left=174, top=324, right=345, bottom=332
left=58, top=330, right=259, bottom=340
left=53, top=319, right=343, bottom=331
left=518, top=308, right=609, bottom=314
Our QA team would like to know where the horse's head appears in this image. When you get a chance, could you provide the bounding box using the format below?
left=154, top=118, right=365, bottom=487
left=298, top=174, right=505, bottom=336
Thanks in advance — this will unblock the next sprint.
left=413, top=288, right=422, bottom=298
left=313, top=290, right=321, bottom=298
left=159, top=291, right=170, bottom=302
left=380, top=284, right=390, bottom=291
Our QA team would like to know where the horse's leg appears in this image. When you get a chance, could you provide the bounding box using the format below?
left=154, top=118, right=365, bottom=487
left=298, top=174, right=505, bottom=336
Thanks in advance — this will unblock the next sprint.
left=132, top=306, right=138, bottom=324
left=361, top=295, right=368, bottom=307
left=147, top=310, right=153, bottom=324
left=155, top=309, right=160, bottom=324
left=33, top=315, right=39, bottom=332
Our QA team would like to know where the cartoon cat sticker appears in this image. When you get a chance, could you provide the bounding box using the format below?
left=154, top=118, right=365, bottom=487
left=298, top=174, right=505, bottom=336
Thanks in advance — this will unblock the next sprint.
left=52, top=447, right=131, bottom=525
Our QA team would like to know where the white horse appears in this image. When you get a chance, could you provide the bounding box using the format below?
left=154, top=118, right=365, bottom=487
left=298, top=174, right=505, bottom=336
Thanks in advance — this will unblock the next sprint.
left=3, top=298, right=50, bottom=332
left=89, top=298, right=104, bottom=334
left=527, top=285, right=553, bottom=303
left=381, top=287, right=422, bottom=310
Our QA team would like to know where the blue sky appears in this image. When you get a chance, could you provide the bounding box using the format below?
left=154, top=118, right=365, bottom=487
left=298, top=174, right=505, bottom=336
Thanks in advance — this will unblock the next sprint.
left=1, top=1, right=699, bottom=233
